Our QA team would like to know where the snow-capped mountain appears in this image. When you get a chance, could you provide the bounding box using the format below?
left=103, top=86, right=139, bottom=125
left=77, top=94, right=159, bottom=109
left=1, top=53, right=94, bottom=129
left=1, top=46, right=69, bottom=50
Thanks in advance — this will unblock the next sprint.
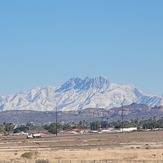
left=0, top=76, right=163, bottom=111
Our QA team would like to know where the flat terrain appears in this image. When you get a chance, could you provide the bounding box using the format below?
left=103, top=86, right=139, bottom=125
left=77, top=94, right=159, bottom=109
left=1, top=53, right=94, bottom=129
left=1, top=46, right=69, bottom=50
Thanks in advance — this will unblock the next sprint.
left=1, top=131, right=163, bottom=162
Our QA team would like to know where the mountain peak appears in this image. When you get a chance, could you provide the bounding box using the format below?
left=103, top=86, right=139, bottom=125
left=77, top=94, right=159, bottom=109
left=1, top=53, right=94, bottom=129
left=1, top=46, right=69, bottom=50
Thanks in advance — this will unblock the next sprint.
left=82, top=76, right=110, bottom=90
left=56, top=76, right=110, bottom=92
left=122, top=83, right=136, bottom=90
left=56, top=77, right=82, bottom=92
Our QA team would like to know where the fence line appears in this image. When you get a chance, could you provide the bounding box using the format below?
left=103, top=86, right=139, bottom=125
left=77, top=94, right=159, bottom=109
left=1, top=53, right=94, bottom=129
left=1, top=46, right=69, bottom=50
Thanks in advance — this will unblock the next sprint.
left=0, top=160, right=163, bottom=163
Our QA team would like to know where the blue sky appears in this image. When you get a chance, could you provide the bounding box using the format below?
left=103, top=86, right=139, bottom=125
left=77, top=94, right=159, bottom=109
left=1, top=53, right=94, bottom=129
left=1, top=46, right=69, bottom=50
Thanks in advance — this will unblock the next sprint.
left=0, top=0, right=163, bottom=95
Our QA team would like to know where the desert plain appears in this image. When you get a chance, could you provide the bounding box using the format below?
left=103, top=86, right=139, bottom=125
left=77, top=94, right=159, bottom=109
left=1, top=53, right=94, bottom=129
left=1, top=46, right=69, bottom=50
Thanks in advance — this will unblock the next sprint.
left=0, top=131, right=163, bottom=162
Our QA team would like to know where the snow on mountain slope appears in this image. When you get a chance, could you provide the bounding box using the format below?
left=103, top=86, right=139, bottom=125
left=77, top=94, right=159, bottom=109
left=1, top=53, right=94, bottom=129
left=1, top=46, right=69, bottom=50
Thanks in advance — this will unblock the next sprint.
left=0, top=76, right=163, bottom=111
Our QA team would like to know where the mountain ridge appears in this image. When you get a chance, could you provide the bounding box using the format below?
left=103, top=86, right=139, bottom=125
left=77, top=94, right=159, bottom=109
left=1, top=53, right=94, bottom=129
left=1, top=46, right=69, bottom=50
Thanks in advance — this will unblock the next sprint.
left=0, top=104, right=163, bottom=124
left=0, top=76, right=163, bottom=111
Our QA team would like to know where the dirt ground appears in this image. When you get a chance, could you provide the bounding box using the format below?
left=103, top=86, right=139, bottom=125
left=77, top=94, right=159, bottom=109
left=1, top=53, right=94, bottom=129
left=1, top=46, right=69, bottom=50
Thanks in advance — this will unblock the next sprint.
left=0, top=131, right=163, bottom=162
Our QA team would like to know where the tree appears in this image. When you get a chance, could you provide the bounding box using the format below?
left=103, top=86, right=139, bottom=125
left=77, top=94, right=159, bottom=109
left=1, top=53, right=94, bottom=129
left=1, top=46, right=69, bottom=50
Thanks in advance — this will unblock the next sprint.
left=4, top=123, right=15, bottom=132
left=14, top=125, right=29, bottom=133
left=90, top=121, right=101, bottom=130
left=44, top=123, right=60, bottom=134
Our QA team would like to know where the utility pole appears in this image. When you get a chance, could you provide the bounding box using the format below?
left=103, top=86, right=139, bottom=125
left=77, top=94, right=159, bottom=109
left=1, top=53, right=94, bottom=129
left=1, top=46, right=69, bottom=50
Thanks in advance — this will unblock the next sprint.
left=121, top=105, right=124, bottom=133
left=121, top=99, right=125, bottom=133
left=56, top=106, right=58, bottom=136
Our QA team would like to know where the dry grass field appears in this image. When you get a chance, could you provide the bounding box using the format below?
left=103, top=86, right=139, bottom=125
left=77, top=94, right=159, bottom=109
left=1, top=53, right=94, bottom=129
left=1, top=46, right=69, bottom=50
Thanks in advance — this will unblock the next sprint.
left=1, top=131, right=163, bottom=162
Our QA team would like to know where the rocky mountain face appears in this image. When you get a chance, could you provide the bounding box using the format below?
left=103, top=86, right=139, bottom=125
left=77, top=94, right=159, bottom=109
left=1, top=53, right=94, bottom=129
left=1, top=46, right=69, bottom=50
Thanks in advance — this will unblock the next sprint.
left=0, top=104, right=163, bottom=124
left=0, top=76, right=163, bottom=111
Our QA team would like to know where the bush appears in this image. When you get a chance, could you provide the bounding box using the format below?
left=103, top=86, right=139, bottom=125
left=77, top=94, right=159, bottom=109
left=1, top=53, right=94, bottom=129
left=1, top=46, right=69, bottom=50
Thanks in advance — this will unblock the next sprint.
left=21, top=152, right=33, bottom=159
left=35, top=159, right=49, bottom=163
left=21, top=151, right=39, bottom=159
